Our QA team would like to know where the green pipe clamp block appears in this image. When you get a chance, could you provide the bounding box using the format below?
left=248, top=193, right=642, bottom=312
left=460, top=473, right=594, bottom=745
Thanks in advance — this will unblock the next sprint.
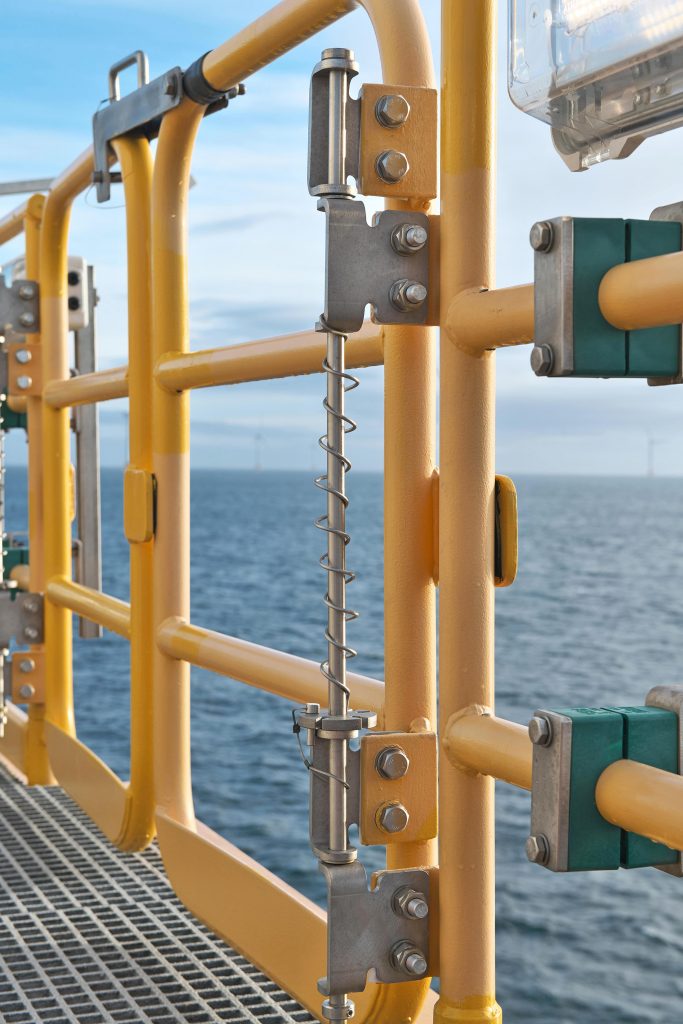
left=602, top=705, right=679, bottom=869
left=3, top=542, right=29, bottom=581
left=0, top=399, right=27, bottom=432
left=533, top=216, right=681, bottom=379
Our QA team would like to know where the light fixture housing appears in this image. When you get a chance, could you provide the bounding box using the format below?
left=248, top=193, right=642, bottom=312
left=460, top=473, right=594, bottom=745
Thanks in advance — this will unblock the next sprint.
left=509, top=1, right=683, bottom=169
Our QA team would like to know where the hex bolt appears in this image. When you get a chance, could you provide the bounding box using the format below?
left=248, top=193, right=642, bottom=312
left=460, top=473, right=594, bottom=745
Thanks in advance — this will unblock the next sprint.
left=19, top=659, right=35, bottom=674
left=375, top=745, right=410, bottom=780
left=24, top=626, right=39, bottom=641
left=530, top=344, right=553, bottom=377
left=375, top=93, right=411, bottom=128
left=15, top=349, right=31, bottom=365
left=391, top=223, right=428, bottom=255
left=529, top=220, right=554, bottom=253
left=377, top=801, right=410, bottom=834
left=18, top=312, right=36, bottom=329
left=18, top=684, right=35, bottom=700
left=390, top=279, right=428, bottom=312
left=18, top=284, right=35, bottom=301
left=16, top=376, right=32, bottom=391
left=393, top=886, right=429, bottom=920
left=525, top=833, right=551, bottom=866
left=24, top=600, right=39, bottom=614
left=391, top=941, right=428, bottom=977
left=376, top=149, right=409, bottom=183
left=528, top=715, right=553, bottom=747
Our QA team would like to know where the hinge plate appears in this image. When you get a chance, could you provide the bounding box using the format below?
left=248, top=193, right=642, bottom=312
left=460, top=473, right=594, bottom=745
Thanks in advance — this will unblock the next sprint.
left=7, top=342, right=42, bottom=399
left=359, top=731, right=437, bottom=846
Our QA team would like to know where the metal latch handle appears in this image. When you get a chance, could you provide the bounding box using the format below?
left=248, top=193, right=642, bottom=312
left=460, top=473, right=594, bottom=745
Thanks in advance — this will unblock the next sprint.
left=108, top=50, right=150, bottom=102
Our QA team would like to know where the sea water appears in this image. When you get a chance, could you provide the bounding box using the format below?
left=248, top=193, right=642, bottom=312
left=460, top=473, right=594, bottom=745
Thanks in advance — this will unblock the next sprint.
left=7, top=468, right=683, bottom=1023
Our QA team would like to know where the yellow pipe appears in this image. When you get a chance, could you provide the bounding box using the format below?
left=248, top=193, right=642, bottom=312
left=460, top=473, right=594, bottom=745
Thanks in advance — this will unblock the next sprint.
left=113, top=135, right=156, bottom=850
left=40, top=153, right=96, bottom=736
left=599, top=249, right=683, bottom=331
left=157, top=616, right=385, bottom=722
left=444, top=712, right=532, bottom=791
left=47, top=577, right=131, bottom=638
left=9, top=564, right=30, bottom=591
left=156, top=323, right=383, bottom=392
left=23, top=194, right=53, bottom=784
left=0, top=201, right=28, bottom=246
left=447, top=285, right=535, bottom=357
left=436, top=2, right=502, bottom=1023
left=44, top=366, right=129, bottom=408
left=6, top=396, right=27, bottom=414
left=596, top=760, right=683, bottom=851
left=151, top=101, right=203, bottom=829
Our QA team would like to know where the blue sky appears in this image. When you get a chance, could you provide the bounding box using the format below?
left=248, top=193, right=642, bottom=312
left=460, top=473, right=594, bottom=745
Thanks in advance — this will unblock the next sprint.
left=2, top=0, right=683, bottom=475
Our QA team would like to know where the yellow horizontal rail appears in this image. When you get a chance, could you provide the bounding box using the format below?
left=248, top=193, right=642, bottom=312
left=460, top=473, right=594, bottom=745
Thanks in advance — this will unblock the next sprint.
left=445, top=711, right=683, bottom=854
left=156, top=322, right=383, bottom=392
left=47, top=577, right=131, bottom=638
left=157, top=616, right=385, bottom=721
left=447, top=285, right=535, bottom=356
left=599, top=249, right=683, bottom=331
left=44, top=367, right=129, bottom=409
left=0, top=201, right=29, bottom=245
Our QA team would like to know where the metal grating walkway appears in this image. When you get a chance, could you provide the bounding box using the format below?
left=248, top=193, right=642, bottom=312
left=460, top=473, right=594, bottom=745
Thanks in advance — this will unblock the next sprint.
left=0, top=763, right=317, bottom=1024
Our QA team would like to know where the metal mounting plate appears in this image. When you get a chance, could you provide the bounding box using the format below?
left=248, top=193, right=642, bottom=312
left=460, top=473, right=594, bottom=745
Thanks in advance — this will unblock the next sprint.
left=359, top=731, right=437, bottom=846
left=319, top=861, right=431, bottom=995
left=7, top=341, right=42, bottom=399
left=93, top=68, right=183, bottom=202
left=357, top=84, right=437, bottom=201
left=0, top=279, right=39, bottom=335
left=319, top=198, right=430, bottom=334
left=0, top=591, right=44, bottom=650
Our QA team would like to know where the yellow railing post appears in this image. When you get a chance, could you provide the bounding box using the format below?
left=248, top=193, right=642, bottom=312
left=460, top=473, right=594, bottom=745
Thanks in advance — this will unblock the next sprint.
left=23, top=193, right=54, bottom=784
left=435, top=2, right=502, bottom=1023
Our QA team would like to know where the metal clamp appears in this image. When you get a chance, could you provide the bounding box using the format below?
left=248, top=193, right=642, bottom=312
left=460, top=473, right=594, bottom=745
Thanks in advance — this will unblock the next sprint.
left=319, top=198, right=430, bottom=334
left=0, top=278, right=40, bottom=335
left=319, top=861, right=431, bottom=998
left=93, top=49, right=245, bottom=202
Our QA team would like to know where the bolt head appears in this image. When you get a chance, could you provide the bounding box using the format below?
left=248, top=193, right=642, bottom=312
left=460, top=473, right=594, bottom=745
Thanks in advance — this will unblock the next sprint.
left=391, top=223, right=428, bottom=255
left=18, top=284, right=35, bottom=301
left=18, top=312, right=35, bottom=328
left=16, top=375, right=32, bottom=391
left=405, top=952, right=428, bottom=976
left=19, top=659, right=35, bottom=674
left=528, top=715, right=552, bottom=747
left=375, top=93, right=410, bottom=128
left=530, top=344, right=553, bottom=376
left=15, top=349, right=31, bottom=364
left=405, top=895, right=429, bottom=919
left=18, top=683, right=35, bottom=700
left=525, top=833, right=550, bottom=866
left=405, top=282, right=427, bottom=305
left=375, top=745, right=410, bottom=780
left=23, top=626, right=38, bottom=640
left=24, top=600, right=38, bottom=614
left=391, top=941, right=428, bottom=977
left=376, top=149, right=409, bottom=183
left=530, top=220, right=554, bottom=252
left=377, top=802, right=409, bottom=834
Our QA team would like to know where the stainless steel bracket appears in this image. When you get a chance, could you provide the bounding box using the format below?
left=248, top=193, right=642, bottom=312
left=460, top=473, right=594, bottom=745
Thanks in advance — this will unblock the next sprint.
left=0, top=278, right=39, bottom=335
left=0, top=591, right=44, bottom=649
left=319, top=198, right=430, bottom=334
left=319, top=861, right=431, bottom=997
left=93, top=50, right=243, bottom=202
left=646, top=685, right=683, bottom=876
left=531, top=216, right=575, bottom=377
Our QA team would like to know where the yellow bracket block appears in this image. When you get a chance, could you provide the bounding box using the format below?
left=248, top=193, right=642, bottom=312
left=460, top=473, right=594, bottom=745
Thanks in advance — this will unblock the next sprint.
left=7, top=341, right=42, bottom=398
left=358, top=84, right=437, bottom=203
left=124, top=466, right=155, bottom=543
left=494, top=475, right=518, bottom=588
left=11, top=649, right=45, bottom=704
left=360, top=731, right=438, bottom=846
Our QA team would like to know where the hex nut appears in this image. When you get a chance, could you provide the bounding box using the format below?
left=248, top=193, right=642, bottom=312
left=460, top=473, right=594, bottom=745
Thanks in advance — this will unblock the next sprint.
left=18, top=312, right=36, bottom=329
left=393, top=886, right=429, bottom=920
left=391, top=223, right=428, bottom=255
left=530, top=344, right=553, bottom=377
left=23, top=626, right=39, bottom=640
left=525, top=833, right=550, bottom=866
left=375, top=745, right=410, bottom=780
left=18, top=284, right=35, bottom=300
left=376, top=149, right=409, bottom=183
left=391, top=941, right=428, bottom=977
left=19, top=659, right=35, bottom=674
left=16, top=376, right=33, bottom=391
left=15, top=349, right=31, bottom=364
left=377, top=801, right=409, bottom=834
left=18, top=683, right=35, bottom=700
left=390, top=279, right=428, bottom=312
left=375, top=93, right=411, bottom=128
left=528, top=715, right=553, bottom=747
left=529, top=220, right=554, bottom=253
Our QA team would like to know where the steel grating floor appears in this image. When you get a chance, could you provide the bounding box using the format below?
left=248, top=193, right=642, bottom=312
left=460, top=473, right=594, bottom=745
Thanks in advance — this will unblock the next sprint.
left=0, top=763, right=317, bottom=1024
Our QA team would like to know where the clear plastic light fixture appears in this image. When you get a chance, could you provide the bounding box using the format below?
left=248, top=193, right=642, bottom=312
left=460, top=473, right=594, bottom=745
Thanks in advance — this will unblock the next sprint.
left=509, top=0, right=683, bottom=169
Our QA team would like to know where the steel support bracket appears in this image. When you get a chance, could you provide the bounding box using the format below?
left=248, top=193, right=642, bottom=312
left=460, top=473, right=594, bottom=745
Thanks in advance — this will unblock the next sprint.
left=531, top=216, right=681, bottom=380
left=7, top=341, right=42, bottom=399
left=0, top=590, right=44, bottom=649
left=359, top=731, right=437, bottom=846
left=646, top=685, right=683, bottom=875
left=319, top=198, right=430, bottom=334
left=0, top=278, right=39, bottom=335
left=319, top=861, right=431, bottom=996
left=11, top=649, right=45, bottom=704
left=308, top=65, right=436, bottom=202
